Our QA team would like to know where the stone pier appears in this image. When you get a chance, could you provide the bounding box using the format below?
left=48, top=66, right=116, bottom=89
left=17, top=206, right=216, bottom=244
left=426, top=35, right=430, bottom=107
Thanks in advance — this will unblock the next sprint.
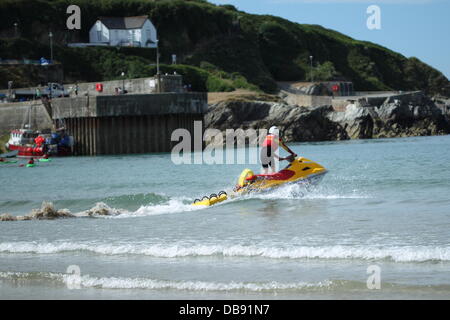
left=51, top=93, right=207, bottom=156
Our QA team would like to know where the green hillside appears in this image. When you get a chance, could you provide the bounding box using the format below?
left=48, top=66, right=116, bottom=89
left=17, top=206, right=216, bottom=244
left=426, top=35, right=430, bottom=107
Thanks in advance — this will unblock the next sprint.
left=0, top=0, right=448, bottom=96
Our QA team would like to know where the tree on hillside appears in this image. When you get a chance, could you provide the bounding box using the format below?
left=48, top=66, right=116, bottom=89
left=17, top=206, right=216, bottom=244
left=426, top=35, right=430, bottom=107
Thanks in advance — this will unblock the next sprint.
left=308, top=61, right=338, bottom=81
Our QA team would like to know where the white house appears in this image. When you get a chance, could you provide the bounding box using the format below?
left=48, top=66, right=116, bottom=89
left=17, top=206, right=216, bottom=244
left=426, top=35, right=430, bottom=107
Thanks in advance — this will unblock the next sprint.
left=89, top=15, right=157, bottom=48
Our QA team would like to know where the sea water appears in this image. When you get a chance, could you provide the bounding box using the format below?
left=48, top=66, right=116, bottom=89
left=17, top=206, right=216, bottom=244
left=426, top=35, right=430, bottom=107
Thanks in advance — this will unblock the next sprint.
left=0, top=135, right=449, bottom=299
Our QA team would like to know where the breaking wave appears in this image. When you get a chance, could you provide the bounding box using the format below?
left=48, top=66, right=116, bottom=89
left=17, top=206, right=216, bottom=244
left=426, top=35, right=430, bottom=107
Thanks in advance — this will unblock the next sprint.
left=0, top=242, right=448, bottom=262
left=0, top=271, right=332, bottom=292
left=0, top=198, right=206, bottom=221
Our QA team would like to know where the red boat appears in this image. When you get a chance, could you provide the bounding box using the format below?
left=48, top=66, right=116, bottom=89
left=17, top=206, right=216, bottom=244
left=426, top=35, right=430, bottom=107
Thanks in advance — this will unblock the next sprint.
left=6, top=128, right=73, bottom=158
left=5, top=102, right=74, bottom=158
left=6, top=129, right=37, bottom=151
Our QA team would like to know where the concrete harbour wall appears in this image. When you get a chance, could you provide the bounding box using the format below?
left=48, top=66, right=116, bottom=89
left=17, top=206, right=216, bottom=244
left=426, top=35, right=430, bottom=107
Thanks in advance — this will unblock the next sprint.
left=64, top=114, right=202, bottom=156
left=283, top=93, right=332, bottom=107
left=0, top=100, right=53, bottom=135
left=0, top=92, right=207, bottom=156
left=65, top=75, right=183, bottom=96
left=51, top=92, right=207, bottom=156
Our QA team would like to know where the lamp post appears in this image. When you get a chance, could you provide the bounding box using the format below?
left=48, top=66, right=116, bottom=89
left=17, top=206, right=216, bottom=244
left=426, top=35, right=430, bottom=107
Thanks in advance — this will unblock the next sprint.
left=49, top=31, right=53, bottom=63
left=121, top=72, right=125, bottom=94
left=7, top=81, right=13, bottom=102
left=309, top=55, right=313, bottom=82
left=156, top=39, right=160, bottom=75
left=13, top=22, right=18, bottom=38
left=155, top=39, right=161, bottom=93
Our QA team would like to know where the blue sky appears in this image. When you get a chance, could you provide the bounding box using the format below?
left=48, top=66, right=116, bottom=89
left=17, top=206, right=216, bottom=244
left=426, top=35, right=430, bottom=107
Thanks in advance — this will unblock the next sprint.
left=210, top=0, right=450, bottom=79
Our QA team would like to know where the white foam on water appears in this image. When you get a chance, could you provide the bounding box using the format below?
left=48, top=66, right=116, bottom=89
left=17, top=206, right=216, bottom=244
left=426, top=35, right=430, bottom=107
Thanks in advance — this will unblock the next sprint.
left=0, top=271, right=331, bottom=292
left=248, top=182, right=369, bottom=201
left=113, top=197, right=208, bottom=218
left=75, top=275, right=331, bottom=291
left=75, top=202, right=128, bottom=217
left=69, top=197, right=207, bottom=219
left=1, top=242, right=449, bottom=262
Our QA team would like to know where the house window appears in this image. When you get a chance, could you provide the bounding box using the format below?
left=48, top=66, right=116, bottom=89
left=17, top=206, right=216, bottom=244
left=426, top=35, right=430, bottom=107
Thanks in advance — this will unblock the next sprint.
left=97, top=30, right=101, bottom=41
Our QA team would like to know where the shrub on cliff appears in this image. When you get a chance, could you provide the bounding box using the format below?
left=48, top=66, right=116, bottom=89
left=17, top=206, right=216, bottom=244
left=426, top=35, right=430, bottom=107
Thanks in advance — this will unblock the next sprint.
left=307, top=61, right=339, bottom=82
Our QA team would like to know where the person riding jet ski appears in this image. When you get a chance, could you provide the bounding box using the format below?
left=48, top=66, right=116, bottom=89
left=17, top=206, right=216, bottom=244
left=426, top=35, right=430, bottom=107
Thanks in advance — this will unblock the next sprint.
left=260, top=126, right=297, bottom=174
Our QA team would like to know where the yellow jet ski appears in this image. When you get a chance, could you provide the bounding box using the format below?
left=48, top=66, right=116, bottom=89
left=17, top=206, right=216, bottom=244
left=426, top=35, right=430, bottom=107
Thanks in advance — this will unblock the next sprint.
left=234, top=156, right=327, bottom=195
left=191, top=156, right=327, bottom=206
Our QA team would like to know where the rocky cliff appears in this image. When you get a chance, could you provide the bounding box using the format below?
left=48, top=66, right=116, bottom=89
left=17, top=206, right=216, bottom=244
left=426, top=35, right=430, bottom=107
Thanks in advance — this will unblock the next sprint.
left=204, top=92, right=450, bottom=142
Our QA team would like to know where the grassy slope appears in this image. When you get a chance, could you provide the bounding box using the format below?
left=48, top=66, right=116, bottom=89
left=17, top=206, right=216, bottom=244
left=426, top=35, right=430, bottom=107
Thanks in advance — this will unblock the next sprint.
left=0, top=0, right=448, bottom=95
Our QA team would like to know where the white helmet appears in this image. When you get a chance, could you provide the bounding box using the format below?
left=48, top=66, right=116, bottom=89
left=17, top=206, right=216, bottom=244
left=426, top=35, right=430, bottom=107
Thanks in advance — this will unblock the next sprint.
left=269, top=126, right=279, bottom=136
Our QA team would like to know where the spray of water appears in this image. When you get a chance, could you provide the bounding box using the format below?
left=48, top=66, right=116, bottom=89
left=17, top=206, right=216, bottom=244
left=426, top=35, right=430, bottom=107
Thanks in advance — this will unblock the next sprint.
left=0, top=173, right=368, bottom=221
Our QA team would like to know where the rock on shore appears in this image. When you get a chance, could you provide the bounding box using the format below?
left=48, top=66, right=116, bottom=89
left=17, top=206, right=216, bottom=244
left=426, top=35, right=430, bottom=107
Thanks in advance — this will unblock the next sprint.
left=204, top=101, right=349, bottom=142
left=0, top=201, right=125, bottom=222
left=0, top=202, right=74, bottom=221
left=205, top=93, right=450, bottom=142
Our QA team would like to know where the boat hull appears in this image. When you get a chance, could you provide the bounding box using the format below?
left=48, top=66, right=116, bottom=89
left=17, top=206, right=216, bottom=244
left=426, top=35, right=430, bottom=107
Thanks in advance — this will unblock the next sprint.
left=16, top=145, right=72, bottom=158
left=5, top=143, right=20, bottom=151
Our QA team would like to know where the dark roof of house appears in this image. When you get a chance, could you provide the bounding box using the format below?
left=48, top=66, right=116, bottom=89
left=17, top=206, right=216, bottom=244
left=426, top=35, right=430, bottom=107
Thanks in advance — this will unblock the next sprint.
left=97, top=15, right=149, bottom=30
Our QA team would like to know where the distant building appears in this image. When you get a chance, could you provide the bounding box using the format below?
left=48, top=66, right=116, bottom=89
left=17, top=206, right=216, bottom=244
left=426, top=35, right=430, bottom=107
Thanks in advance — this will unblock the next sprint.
left=89, top=15, right=157, bottom=48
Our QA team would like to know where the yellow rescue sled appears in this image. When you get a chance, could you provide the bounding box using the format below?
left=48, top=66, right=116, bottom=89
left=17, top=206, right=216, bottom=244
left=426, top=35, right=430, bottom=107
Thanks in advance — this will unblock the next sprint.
left=192, top=191, right=228, bottom=207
